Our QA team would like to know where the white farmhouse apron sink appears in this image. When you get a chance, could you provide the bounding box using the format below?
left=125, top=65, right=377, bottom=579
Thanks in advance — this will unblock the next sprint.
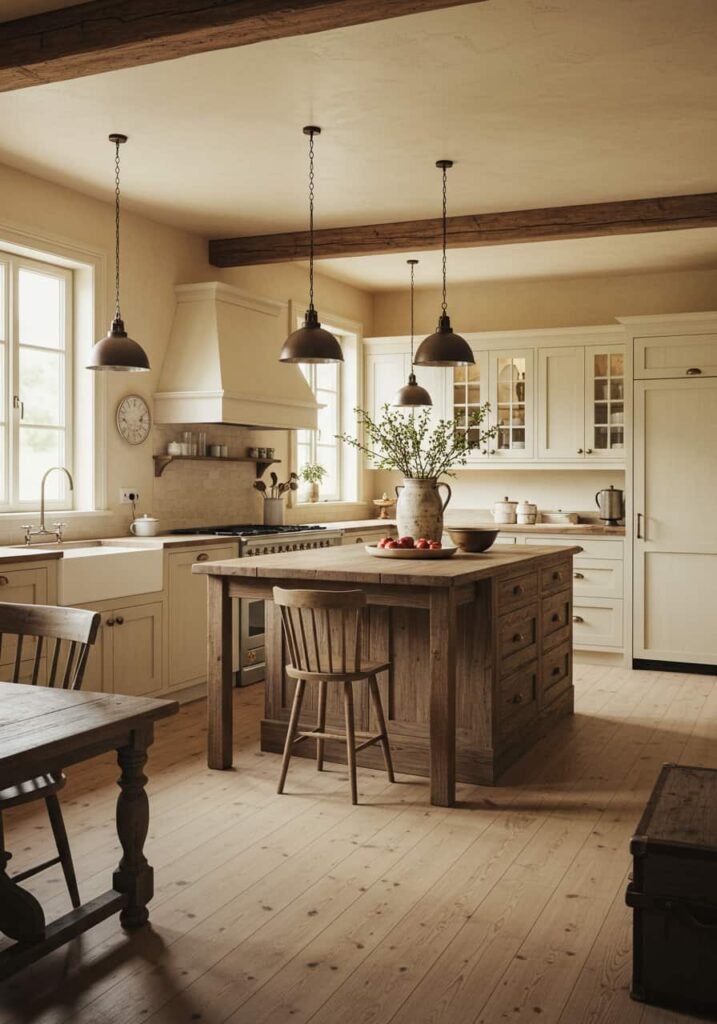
left=17, top=542, right=164, bottom=606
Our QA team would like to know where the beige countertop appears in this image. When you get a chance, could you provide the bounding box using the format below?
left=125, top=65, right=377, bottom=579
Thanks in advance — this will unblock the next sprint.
left=0, top=546, right=64, bottom=565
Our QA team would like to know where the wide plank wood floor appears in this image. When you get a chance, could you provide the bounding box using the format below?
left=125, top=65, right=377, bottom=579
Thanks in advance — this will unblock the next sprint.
left=0, top=664, right=715, bottom=1024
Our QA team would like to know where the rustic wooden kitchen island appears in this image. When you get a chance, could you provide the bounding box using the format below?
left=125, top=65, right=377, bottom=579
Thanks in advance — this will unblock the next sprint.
left=195, top=543, right=581, bottom=806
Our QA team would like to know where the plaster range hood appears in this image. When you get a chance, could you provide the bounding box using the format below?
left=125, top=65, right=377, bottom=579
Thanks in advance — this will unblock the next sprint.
left=154, top=282, right=318, bottom=429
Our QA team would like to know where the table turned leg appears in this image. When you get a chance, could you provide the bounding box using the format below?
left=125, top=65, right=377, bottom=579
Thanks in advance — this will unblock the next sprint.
left=207, top=574, right=234, bottom=769
left=429, top=589, right=457, bottom=807
left=0, top=815, right=45, bottom=944
left=113, top=726, right=154, bottom=929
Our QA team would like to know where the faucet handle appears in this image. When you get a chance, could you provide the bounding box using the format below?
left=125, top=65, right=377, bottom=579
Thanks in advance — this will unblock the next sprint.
left=53, top=522, right=66, bottom=543
left=21, top=525, right=33, bottom=546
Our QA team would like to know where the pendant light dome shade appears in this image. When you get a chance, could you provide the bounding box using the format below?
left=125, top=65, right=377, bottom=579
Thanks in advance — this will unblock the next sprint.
left=414, top=159, right=474, bottom=368
left=88, top=134, right=150, bottom=372
left=279, top=126, right=343, bottom=364
left=394, top=259, right=432, bottom=407
left=280, top=308, right=344, bottom=364
left=87, top=318, right=150, bottom=372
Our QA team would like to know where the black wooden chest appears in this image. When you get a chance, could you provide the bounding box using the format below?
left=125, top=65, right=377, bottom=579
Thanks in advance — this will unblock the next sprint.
left=626, top=763, right=717, bottom=1014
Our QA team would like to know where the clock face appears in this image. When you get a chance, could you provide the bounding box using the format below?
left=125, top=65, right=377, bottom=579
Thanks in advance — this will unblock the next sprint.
left=116, top=394, right=152, bottom=446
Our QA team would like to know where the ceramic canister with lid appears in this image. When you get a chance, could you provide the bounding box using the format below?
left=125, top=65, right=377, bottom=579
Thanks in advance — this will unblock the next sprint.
left=516, top=501, right=538, bottom=525
left=492, top=497, right=518, bottom=525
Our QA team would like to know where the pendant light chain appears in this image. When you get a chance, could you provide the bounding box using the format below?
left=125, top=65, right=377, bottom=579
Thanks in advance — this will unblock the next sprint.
left=441, top=162, right=448, bottom=314
left=308, top=128, right=315, bottom=312
left=114, top=137, right=122, bottom=321
left=409, top=259, right=415, bottom=364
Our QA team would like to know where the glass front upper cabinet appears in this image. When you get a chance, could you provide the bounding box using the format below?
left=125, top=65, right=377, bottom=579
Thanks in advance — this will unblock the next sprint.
left=586, top=346, right=625, bottom=457
left=452, top=349, right=534, bottom=459
left=453, top=356, right=484, bottom=455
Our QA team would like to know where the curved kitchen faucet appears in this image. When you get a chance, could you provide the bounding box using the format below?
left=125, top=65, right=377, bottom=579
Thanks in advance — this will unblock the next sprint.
left=22, top=466, right=74, bottom=545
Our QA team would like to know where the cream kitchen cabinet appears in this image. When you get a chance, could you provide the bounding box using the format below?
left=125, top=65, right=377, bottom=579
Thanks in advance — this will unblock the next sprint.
left=450, top=348, right=534, bottom=462
left=0, top=559, right=56, bottom=682
left=81, top=598, right=163, bottom=696
left=167, top=543, right=238, bottom=692
left=538, top=346, right=585, bottom=460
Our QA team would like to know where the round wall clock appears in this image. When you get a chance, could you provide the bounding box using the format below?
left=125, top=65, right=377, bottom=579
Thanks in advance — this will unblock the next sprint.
left=115, top=394, right=152, bottom=445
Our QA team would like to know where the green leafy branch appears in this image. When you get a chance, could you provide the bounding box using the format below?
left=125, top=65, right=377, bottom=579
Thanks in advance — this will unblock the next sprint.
left=337, top=404, right=497, bottom=479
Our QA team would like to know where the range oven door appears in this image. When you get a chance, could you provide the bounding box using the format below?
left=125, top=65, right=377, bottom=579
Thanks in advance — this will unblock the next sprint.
left=238, top=597, right=265, bottom=686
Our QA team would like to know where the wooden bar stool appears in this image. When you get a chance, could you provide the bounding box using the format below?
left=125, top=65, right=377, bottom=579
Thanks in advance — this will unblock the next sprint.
left=273, top=587, right=395, bottom=805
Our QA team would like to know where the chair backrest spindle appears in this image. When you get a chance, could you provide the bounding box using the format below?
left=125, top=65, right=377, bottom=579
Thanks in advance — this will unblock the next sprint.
left=0, top=603, right=100, bottom=690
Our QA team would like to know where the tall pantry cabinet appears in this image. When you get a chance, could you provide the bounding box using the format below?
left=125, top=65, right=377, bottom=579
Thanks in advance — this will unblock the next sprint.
left=626, top=313, right=717, bottom=668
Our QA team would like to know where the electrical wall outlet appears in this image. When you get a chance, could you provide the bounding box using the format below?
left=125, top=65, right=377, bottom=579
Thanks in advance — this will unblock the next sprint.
left=120, top=488, right=140, bottom=504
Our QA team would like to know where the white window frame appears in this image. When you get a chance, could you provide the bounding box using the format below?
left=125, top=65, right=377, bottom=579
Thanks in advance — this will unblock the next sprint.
left=289, top=303, right=363, bottom=506
left=0, top=250, right=74, bottom=513
left=297, top=360, right=343, bottom=502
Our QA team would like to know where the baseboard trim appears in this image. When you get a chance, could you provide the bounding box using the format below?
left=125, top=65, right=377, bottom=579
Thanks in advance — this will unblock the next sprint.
left=633, top=658, right=717, bottom=676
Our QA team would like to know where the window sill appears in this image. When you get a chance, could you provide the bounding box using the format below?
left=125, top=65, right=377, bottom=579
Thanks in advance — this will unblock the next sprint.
left=0, top=510, right=116, bottom=522
left=294, top=500, right=366, bottom=508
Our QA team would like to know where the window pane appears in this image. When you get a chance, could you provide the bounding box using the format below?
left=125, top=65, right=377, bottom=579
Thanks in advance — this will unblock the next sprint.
left=0, top=342, right=4, bottom=421
left=19, top=269, right=63, bottom=349
left=316, top=391, right=337, bottom=441
left=20, top=347, right=63, bottom=425
left=19, top=427, right=65, bottom=501
left=0, top=426, right=4, bottom=497
left=316, top=445, right=337, bottom=497
left=315, top=362, right=337, bottom=391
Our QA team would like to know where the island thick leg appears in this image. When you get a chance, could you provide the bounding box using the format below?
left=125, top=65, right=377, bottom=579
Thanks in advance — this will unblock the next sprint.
left=113, top=726, right=153, bottom=928
left=207, top=574, right=233, bottom=769
left=429, top=588, right=457, bottom=806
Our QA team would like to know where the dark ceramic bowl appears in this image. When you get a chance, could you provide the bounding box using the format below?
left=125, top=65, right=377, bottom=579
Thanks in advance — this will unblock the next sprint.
left=446, top=527, right=500, bottom=553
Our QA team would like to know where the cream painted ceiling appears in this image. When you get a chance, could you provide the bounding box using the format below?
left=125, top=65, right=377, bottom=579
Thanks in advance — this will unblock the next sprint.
left=0, top=0, right=715, bottom=288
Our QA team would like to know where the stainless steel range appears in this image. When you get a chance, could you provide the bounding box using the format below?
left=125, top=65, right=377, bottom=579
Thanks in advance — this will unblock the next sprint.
left=172, top=524, right=342, bottom=685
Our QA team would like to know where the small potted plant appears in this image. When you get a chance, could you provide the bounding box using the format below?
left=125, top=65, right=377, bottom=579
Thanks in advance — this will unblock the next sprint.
left=338, top=405, right=496, bottom=540
left=299, top=463, right=328, bottom=503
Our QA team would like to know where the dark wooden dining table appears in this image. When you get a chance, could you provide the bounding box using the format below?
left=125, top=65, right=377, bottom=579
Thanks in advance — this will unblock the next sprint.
left=0, top=682, right=177, bottom=979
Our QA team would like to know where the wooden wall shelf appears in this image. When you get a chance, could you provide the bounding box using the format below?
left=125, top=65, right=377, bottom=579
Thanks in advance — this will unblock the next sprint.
left=153, top=455, right=281, bottom=478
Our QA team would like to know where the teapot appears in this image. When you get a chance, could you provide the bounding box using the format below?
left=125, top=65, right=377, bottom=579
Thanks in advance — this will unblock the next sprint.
left=130, top=514, right=161, bottom=537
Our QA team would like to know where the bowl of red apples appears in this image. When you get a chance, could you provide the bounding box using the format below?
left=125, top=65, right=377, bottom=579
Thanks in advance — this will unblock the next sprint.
left=366, top=535, right=457, bottom=559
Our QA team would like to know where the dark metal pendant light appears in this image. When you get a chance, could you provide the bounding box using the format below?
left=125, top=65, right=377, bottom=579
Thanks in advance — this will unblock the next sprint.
left=394, top=259, right=432, bottom=407
left=414, top=159, right=474, bottom=367
left=280, top=126, right=343, bottom=364
left=87, top=134, right=150, bottom=372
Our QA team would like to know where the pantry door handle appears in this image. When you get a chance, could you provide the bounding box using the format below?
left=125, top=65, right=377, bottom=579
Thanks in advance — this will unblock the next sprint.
left=573, top=572, right=584, bottom=580
left=196, top=552, right=210, bottom=562
left=636, top=512, right=644, bottom=540
left=686, top=367, right=702, bottom=376
left=572, top=615, right=584, bottom=624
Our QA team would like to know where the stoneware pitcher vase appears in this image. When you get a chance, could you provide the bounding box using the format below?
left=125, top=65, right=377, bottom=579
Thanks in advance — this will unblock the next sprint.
left=395, top=478, right=452, bottom=541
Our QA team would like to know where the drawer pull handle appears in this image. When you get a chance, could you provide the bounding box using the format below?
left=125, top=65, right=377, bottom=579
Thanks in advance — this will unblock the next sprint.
left=572, top=615, right=584, bottom=624
left=551, top=666, right=561, bottom=676
left=573, top=572, right=584, bottom=580
left=115, top=616, right=124, bottom=625
left=686, top=367, right=702, bottom=376
left=355, top=537, right=364, bottom=543
left=509, top=694, right=523, bottom=705
left=513, top=584, right=524, bottom=595
left=0, top=575, right=8, bottom=586
left=577, top=448, right=583, bottom=454
left=552, top=571, right=562, bottom=581
left=512, top=632, right=525, bottom=643
left=106, top=618, right=115, bottom=627
left=551, top=613, right=560, bottom=623
left=196, top=552, right=210, bottom=562
left=586, top=448, right=593, bottom=454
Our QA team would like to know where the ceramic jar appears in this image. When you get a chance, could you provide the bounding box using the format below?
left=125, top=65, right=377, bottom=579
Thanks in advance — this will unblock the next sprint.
left=130, top=514, right=160, bottom=537
left=516, top=501, right=538, bottom=525
left=394, top=477, right=452, bottom=541
left=492, top=497, right=518, bottom=525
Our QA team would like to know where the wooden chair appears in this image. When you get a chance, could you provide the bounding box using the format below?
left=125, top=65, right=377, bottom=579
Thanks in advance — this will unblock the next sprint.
left=273, top=587, right=395, bottom=805
left=0, top=602, right=100, bottom=908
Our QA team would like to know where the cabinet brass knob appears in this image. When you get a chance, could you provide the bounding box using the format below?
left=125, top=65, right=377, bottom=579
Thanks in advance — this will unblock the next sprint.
left=513, top=584, right=524, bottom=595
left=572, top=615, right=584, bottom=624
left=552, top=571, right=562, bottom=581
left=552, top=666, right=561, bottom=676
left=115, top=615, right=124, bottom=625
left=355, top=537, right=364, bottom=543
left=510, top=694, right=523, bottom=704
left=577, top=448, right=583, bottom=454
left=551, top=613, right=560, bottom=623
left=573, top=572, right=584, bottom=580
left=0, top=575, right=8, bottom=586
left=686, top=367, right=702, bottom=375
left=196, top=552, right=209, bottom=562
left=512, top=632, right=525, bottom=643
left=106, top=618, right=115, bottom=627
left=586, top=448, right=593, bottom=454
left=490, top=449, right=496, bottom=455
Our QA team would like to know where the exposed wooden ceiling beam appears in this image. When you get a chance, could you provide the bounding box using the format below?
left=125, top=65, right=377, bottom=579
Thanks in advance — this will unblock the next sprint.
left=208, top=193, right=717, bottom=266
left=0, top=0, right=486, bottom=92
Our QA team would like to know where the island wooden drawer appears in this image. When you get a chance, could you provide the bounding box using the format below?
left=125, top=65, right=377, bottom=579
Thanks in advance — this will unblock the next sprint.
left=542, top=589, right=572, bottom=651
left=497, top=571, right=538, bottom=613
left=542, top=642, right=572, bottom=706
left=540, top=560, right=573, bottom=596
left=498, top=663, right=538, bottom=738
left=498, top=604, right=538, bottom=676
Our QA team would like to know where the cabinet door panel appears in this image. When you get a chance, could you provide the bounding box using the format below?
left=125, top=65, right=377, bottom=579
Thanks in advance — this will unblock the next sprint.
left=449, top=351, right=489, bottom=463
left=0, top=567, right=49, bottom=675
left=635, top=332, right=717, bottom=379
left=538, top=346, right=584, bottom=459
left=490, top=349, right=534, bottom=459
left=112, top=601, right=163, bottom=696
left=584, top=345, right=625, bottom=459
left=168, top=545, right=237, bottom=690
